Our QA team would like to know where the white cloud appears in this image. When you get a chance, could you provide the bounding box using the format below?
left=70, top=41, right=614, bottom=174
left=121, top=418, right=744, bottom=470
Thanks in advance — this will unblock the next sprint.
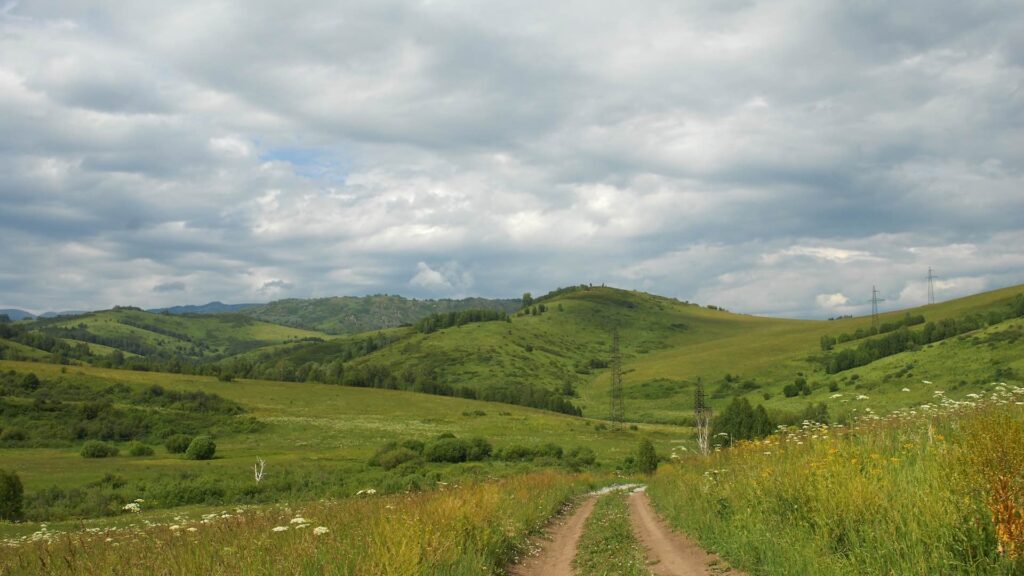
left=0, top=1, right=1022, bottom=315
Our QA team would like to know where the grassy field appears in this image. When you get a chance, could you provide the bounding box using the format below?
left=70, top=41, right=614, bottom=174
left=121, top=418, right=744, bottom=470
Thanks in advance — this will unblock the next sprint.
left=0, top=360, right=681, bottom=527
left=647, top=394, right=1024, bottom=575
left=1, top=471, right=595, bottom=576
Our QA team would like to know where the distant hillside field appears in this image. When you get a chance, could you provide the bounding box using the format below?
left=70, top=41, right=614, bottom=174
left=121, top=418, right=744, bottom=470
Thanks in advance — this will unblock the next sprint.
left=242, top=294, right=522, bottom=334
left=2, top=284, right=1022, bottom=424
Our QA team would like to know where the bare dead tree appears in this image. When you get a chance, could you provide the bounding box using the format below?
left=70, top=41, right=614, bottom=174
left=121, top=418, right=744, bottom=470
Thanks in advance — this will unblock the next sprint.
left=695, top=378, right=712, bottom=457
left=254, top=457, right=266, bottom=483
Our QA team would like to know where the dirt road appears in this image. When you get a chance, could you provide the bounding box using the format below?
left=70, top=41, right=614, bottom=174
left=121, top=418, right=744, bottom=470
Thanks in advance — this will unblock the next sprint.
left=627, top=490, right=742, bottom=575
left=508, top=496, right=597, bottom=576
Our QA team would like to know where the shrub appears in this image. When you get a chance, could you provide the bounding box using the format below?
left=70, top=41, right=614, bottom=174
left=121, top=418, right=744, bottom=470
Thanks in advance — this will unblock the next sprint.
left=498, top=445, right=535, bottom=461
left=400, top=439, right=425, bottom=453
left=185, top=435, right=216, bottom=460
left=536, top=443, right=564, bottom=459
left=566, top=446, right=597, bottom=469
left=0, top=427, right=27, bottom=442
left=637, top=439, right=658, bottom=475
left=0, top=469, right=23, bottom=521
left=424, top=438, right=470, bottom=463
left=466, top=437, right=493, bottom=461
left=80, top=440, right=118, bottom=458
left=127, top=441, right=154, bottom=457
left=376, top=448, right=422, bottom=471
left=165, top=434, right=193, bottom=454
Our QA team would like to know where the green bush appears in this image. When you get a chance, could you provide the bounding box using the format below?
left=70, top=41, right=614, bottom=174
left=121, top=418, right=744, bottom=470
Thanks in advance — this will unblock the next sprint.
left=400, top=439, right=425, bottom=453
left=0, top=427, right=27, bottom=442
left=497, top=444, right=535, bottom=461
left=637, top=439, right=658, bottom=475
left=535, top=443, right=563, bottom=459
left=424, top=438, right=470, bottom=463
left=376, top=448, right=422, bottom=470
left=127, top=441, right=154, bottom=457
left=80, top=440, right=118, bottom=458
left=0, top=468, right=23, bottom=521
left=185, top=436, right=216, bottom=460
left=466, top=437, right=492, bottom=461
left=164, top=434, right=193, bottom=454
left=566, top=446, right=597, bottom=469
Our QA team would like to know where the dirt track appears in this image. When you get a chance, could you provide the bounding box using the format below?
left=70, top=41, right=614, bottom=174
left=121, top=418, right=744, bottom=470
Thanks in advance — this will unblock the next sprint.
left=627, top=490, right=742, bottom=575
left=509, top=488, right=742, bottom=576
left=508, top=496, right=597, bottom=576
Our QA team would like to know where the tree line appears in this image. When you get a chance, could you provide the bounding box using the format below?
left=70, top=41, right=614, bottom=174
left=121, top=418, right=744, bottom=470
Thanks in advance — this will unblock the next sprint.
left=821, top=295, right=1024, bottom=373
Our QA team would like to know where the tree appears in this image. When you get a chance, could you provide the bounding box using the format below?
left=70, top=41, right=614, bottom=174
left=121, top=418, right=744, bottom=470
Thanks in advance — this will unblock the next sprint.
left=185, top=435, right=216, bottom=460
left=0, top=469, right=23, bottom=521
left=522, top=292, right=534, bottom=307
left=637, top=439, right=658, bottom=474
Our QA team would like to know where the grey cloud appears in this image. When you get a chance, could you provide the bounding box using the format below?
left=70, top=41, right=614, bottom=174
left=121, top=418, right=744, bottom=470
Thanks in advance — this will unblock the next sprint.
left=0, top=0, right=1022, bottom=315
left=153, top=281, right=186, bottom=293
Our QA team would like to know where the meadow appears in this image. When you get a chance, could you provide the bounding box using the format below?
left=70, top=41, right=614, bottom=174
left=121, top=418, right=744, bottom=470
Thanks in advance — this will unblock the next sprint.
left=0, top=471, right=595, bottom=576
left=0, top=360, right=681, bottom=526
left=647, top=386, right=1024, bottom=575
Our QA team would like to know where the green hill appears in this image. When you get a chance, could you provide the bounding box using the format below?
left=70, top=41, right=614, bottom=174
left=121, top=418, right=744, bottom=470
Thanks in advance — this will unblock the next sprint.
left=4, top=307, right=329, bottom=364
left=238, top=284, right=1024, bottom=423
left=241, top=294, right=522, bottom=334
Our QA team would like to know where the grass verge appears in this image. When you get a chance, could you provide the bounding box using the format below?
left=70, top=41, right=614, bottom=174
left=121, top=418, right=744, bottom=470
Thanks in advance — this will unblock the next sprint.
left=574, top=491, right=651, bottom=576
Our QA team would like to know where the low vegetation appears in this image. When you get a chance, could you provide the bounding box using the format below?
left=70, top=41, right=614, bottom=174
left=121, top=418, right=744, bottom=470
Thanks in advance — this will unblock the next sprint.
left=574, top=492, right=651, bottom=576
left=648, top=387, right=1024, bottom=575
left=1, top=471, right=593, bottom=576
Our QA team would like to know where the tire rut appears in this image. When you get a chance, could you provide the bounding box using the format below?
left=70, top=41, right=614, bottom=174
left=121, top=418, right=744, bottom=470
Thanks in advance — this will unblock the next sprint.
left=627, top=490, right=744, bottom=576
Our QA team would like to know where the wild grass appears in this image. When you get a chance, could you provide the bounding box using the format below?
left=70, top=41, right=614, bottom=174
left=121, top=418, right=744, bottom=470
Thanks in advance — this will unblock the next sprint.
left=1, top=471, right=594, bottom=576
left=647, top=385, right=1024, bottom=575
left=574, top=491, right=651, bottom=576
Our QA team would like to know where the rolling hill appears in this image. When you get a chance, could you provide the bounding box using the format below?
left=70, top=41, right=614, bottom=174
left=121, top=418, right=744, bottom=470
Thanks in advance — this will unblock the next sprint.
left=4, top=284, right=1022, bottom=424
left=241, top=294, right=522, bottom=334
left=242, top=283, right=1024, bottom=422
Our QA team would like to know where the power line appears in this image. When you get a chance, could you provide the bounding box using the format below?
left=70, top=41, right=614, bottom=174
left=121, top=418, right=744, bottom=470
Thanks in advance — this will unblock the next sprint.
left=610, top=326, right=624, bottom=425
left=870, top=285, right=886, bottom=328
left=927, top=267, right=938, bottom=305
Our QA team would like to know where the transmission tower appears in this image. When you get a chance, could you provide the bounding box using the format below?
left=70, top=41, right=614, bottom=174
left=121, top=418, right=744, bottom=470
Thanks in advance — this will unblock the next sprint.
left=870, top=285, right=886, bottom=328
left=610, top=326, right=625, bottom=425
left=927, top=267, right=937, bottom=305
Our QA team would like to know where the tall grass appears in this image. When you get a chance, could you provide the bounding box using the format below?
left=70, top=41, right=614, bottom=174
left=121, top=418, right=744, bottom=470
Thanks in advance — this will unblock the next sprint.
left=648, top=390, right=1024, bottom=575
left=1, top=471, right=593, bottom=575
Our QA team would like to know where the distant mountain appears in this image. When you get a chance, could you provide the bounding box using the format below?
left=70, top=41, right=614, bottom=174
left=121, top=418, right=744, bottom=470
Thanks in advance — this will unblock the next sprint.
left=242, top=294, right=522, bottom=334
left=148, top=301, right=260, bottom=315
left=0, top=309, right=36, bottom=321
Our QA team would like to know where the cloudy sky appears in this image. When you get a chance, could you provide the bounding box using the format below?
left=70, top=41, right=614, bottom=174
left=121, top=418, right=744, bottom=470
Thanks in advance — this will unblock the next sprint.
left=1, top=0, right=1022, bottom=318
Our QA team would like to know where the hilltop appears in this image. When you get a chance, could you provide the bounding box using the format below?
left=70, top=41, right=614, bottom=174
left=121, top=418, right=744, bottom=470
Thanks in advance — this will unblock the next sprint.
left=2, top=283, right=1022, bottom=423
left=241, top=294, right=522, bottom=334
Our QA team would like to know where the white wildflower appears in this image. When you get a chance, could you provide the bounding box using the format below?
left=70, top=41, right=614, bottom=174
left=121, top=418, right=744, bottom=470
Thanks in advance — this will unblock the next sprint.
left=272, top=526, right=288, bottom=532
left=313, top=526, right=329, bottom=536
left=187, top=527, right=197, bottom=533
left=902, top=388, right=911, bottom=392
left=122, top=502, right=141, bottom=513
left=289, top=517, right=307, bottom=524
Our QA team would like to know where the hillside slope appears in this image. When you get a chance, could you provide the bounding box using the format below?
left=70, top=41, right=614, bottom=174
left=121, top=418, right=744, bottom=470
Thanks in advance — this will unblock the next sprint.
left=248, top=284, right=1024, bottom=422
left=242, top=294, right=522, bottom=334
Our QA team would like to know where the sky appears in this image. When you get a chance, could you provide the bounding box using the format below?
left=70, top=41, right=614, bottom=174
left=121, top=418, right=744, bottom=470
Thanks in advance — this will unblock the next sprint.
left=1, top=0, right=1022, bottom=318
